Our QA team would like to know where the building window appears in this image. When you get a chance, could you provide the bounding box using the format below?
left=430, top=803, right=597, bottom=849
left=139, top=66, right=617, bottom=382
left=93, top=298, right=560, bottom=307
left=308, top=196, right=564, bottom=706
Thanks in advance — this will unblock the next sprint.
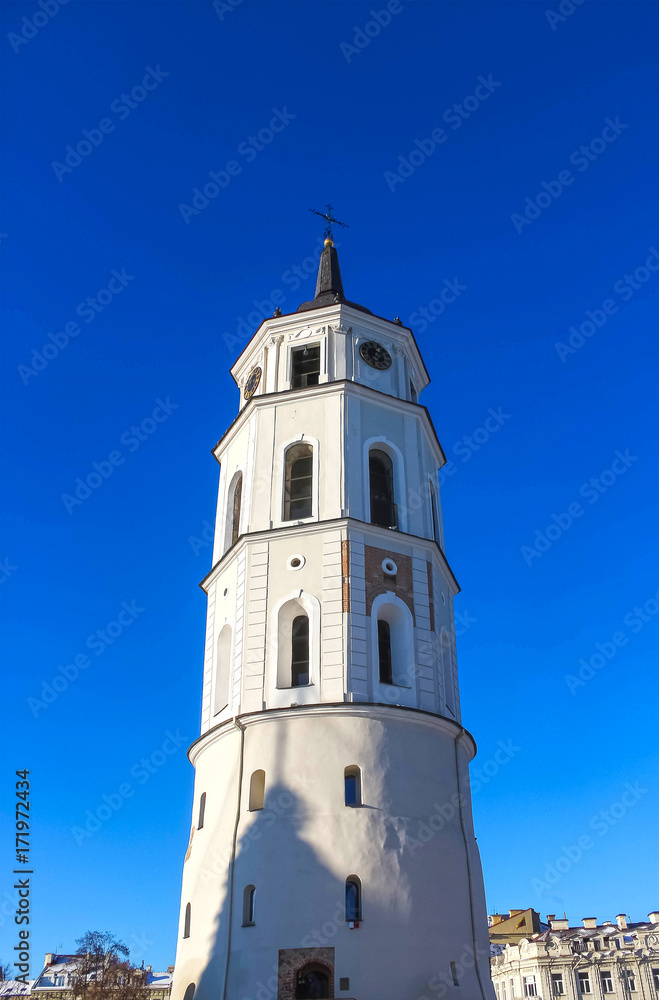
left=295, top=966, right=329, bottom=999
left=578, top=972, right=591, bottom=994
left=242, top=885, right=255, bottom=926
left=551, top=974, right=565, bottom=996
left=291, top=344, right=320, bottom=388
left=231, top=473, right=242, bottom=545
left=344, top=766, right=362, bottom=807
left=429, top=480, right=440, bottom=543
left=277, top=599, right=313, bottom=689
left=183, top=986, right=195, bottom=1000
left=510, top=979, right=515, bottom=998
left=284, top=443, right=313, bottom=520
left=450, top=963, right=459, bottom=986
left=622, top=971, right=636, bottom=991
left=652, top=969, right=659, bottom=990
left=441, top=631, right=455, bottom=715
left=369, top=449, right=397, bottom=528
left=502, top=981, right=507, bottom=1000
left=214, top=624, right=232, bottom=716
left=345, top=876, right=362, bottom=921
left=183, top=902, right=191, bottom=938
left=600, top=972, right=614, bottom=994
left=291, top=615, right=310, bottom=686
left=249, top=770, right=265, bottom=811
left=377, top=619, right=393, bottom=684
left=523, top=977, right=537, bottom=998
left=410, top=381, right=418, bottom=403
left=198, top=792, right=206, bottom=830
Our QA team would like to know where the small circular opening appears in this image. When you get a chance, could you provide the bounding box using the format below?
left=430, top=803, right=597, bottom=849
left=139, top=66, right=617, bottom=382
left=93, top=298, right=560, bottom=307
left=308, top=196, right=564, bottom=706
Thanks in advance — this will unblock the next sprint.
left=290, top=558, right=301, bottom=568
left=287, top=554, right=305, bottom=571
left=382, top=558, right=397, bottom=576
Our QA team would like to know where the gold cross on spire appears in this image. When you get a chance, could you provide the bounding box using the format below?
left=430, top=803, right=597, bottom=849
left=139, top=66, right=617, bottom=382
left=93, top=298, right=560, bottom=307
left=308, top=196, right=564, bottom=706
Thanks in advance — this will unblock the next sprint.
left=309, top=203, right=349, bottom=242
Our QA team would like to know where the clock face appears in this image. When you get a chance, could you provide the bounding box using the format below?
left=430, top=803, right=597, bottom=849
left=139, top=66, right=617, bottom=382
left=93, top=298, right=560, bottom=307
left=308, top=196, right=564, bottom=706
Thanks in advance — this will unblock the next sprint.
left=359, top=340, right=392, bottom=370
left=244, top=366, right=262, bottom=401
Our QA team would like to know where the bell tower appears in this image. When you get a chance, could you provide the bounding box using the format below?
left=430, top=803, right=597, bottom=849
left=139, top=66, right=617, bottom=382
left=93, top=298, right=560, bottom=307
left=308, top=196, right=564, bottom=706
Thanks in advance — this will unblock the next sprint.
left=171, top=236, right=495, bottom=1000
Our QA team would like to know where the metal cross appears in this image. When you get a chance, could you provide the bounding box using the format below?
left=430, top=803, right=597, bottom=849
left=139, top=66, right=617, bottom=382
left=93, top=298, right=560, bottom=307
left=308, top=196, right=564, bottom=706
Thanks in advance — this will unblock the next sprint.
left=309, top=203, right=349, bottom=240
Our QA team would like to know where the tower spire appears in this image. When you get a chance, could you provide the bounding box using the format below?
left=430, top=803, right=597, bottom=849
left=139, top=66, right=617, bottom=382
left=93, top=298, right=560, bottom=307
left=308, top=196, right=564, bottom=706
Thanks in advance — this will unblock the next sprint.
left=298, top=207, right=371, bottom=314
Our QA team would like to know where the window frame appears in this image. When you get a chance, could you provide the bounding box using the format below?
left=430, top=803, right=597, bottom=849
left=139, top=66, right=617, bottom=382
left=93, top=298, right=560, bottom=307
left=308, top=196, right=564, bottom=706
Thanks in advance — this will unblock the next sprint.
left=248, top=769, right=265, bottom=811
left=362, top=437, right=407, bottom=533
left=345, top=876, right=362, bottom=922
left=344, top=765, right=362, bottom=807
left=242, top=884, right=256, bottom=926
left=280, top=436, right=319, bottom=524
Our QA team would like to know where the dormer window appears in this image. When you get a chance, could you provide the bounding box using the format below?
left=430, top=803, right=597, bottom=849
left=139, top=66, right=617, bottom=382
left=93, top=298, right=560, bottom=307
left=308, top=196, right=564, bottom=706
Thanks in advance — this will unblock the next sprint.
left=291, top=344, right=320, bottom=388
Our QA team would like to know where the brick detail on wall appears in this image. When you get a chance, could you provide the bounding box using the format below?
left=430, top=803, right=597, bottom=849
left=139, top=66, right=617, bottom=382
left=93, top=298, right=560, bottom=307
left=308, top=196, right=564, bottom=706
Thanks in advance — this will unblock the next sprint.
left=277, top=947, right=335, bottom=1000
left=364, top=544, right=415, bottom=622
left=341, top=539, right=350, bottom=612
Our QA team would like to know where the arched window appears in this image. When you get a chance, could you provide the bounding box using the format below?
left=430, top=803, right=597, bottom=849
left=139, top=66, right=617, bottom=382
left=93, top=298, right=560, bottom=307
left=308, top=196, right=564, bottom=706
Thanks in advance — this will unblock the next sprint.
left=277, top=600, right=311, bottom=688
left=374, top=599, right=414, bottom=690
left=344, top=765, right=362, bottom=807
left=249, top=769, right=265, bottom=811
left=441, top=631, right=455, bottom=715
left=291, top=614, right=310, bottom=687
left=225, top=472, right=243, bottom=550
left=345, top=876, right=362, bottom=921
left=231, top=473, right=242, bottom=545
left=429, top=480, right=440, bottom=543
left=377, top=619, right=393, bottom=685
left=214, top=624, right=232, bottom=716
left=183, top=986, right=195, bottom=1000
left=284, top=443, right=313, bottom=520
left=183, top=902, right=191, bottom=938
left=242, top=885, right=256, bottom=926
left=198, top=792, right=206, bottom=830
left=369, top=449, right=397, bottom=528
left=295, top=967, right=329, bottom=999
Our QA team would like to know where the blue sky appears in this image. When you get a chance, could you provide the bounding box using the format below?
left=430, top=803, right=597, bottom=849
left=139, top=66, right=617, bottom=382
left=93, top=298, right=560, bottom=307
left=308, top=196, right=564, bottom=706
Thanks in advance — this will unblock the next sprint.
left=2, top=0, right=658, bottom=974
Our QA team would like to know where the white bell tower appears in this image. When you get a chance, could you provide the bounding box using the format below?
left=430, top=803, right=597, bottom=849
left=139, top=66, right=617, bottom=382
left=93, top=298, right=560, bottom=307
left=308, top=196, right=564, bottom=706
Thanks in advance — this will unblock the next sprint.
left=171, top=233, right=495, bottom=1000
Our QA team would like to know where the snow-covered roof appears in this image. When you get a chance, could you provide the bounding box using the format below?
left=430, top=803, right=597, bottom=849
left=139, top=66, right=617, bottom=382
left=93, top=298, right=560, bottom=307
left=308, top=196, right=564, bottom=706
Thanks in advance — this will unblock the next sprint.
left=0, top=983, right=34, bottom=996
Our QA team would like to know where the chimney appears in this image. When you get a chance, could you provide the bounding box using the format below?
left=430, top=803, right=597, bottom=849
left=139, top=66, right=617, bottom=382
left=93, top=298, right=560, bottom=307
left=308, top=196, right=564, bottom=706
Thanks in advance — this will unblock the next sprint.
left=549, top=917, right=569, bottom=930
left=167, top=967, right=175, bottom=974
left=616, top=914, right=628, bottom=929
left=489, top=914, right=504, bottom=926
left=546, top=914, right=556, bottom=923
left=648, top=912, right=659, bottom=924
left=582, top=918, right=598, bottom=929
left=509, top=909, right=523, bottom=916
left=146, top=967, right=152, bottom=975
left=45, top=954, right=54, bottom=967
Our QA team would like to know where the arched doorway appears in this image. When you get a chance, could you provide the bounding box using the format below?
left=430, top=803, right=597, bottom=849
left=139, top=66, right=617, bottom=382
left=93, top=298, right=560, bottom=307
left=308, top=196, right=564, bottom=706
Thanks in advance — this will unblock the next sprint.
left=295, top=965, right=329, bottom=999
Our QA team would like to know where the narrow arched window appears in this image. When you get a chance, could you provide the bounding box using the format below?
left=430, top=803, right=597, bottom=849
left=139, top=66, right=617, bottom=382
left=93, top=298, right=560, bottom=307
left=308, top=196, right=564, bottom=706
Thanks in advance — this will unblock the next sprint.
left=242, top=885, right=256, bottom=926
left=284, top=443, right=313, bottom=520
left=442, top=632, right=455, bottom=715
left=183, top=902, right=191, bottom=938
left=345, top=876, right=362, bottom=921
left=249, top=769, right=265, bottom=811
left=344, top=766, right=362, bottom=807
left=430, top=480, right=440, bottom=542
left=291, top=614, right=310, bottom=686
left=231, top=473, right=242, bottom=545
left=410, top=381, right=418, bottom=403
left=183, top=986, right=195, bottom=1000
left=369, top=449, right=397, bottom=528
left=377, top=619, right=393, bottom=685
left=214, top=624, right=232, bottom=716
left=198, top=792, right=206, bottom=830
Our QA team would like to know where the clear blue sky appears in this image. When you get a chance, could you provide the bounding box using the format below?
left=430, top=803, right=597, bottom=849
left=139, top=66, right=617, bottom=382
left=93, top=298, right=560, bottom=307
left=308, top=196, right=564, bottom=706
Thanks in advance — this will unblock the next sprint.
left=2, top=0, right=658, bottom=974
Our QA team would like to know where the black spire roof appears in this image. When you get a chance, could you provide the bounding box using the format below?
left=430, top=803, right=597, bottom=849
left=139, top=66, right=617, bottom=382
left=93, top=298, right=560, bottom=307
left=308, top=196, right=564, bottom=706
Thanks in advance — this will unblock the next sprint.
left=297, top=239, right=372, bottom=314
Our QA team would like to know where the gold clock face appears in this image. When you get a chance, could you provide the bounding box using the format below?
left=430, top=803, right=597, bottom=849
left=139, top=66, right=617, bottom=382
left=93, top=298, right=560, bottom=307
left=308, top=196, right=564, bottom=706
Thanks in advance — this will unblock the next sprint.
left=244, top=366, right=262, bottom=400
left=359, top=340, right=392, bottom=370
